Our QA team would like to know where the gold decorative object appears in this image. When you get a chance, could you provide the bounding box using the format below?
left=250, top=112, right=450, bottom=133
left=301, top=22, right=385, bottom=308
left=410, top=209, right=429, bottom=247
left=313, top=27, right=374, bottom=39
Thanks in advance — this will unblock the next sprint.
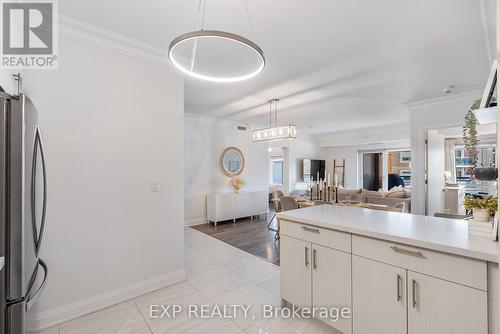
left=231, top=176, right=246, bottom=193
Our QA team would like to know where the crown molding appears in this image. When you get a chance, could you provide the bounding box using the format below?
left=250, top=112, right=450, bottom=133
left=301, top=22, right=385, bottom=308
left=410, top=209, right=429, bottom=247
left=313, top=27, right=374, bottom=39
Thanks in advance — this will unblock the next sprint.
left=404, top=89, right=483, bottom=108
left=59, top=15, right=170, bottom=67
left=184, top=112, right=251, bottom=126
left=185, top=113, right=273, bottom=131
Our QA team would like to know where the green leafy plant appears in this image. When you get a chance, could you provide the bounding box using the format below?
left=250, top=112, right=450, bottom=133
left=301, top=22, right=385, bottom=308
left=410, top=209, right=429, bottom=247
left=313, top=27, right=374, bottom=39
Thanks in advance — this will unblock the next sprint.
left=463, top=195, right=498, bottom=215
left=463, top=107, right=478, bottom=171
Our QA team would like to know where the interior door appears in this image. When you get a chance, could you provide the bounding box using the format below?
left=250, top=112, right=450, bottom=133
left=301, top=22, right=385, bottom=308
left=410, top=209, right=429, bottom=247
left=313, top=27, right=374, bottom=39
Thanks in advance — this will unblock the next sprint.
left=352, top=256, right=407, bottom=334
left=362, top=153, right=382, bottom=190
left=312, top=244, right=352, bottom=334
left=280, top=235, right=311, bottom=307
left=362, top=154, right=375, bottom=190
left=408, top=271, right=487, bottom=334
left=426, top=130, right=445, bottom=216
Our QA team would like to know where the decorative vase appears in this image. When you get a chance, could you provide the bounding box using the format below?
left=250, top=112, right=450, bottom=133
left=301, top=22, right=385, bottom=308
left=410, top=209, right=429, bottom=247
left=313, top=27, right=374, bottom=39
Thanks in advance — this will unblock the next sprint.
left=473, top=208, right=491, bottom=222
left=233, top=186, right=240, bottom=193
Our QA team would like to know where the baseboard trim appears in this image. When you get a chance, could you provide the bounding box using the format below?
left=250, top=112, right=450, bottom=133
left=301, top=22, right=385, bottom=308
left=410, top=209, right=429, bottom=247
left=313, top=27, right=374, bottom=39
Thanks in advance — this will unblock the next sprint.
left=185, top=218, right=207, bottom=226
left=27, top=268, right=186, bottom=331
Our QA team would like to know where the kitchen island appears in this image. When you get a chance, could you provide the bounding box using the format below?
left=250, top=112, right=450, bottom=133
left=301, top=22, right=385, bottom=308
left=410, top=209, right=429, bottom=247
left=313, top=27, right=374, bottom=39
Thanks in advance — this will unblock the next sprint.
left=277, top=204, right=499, bottom=334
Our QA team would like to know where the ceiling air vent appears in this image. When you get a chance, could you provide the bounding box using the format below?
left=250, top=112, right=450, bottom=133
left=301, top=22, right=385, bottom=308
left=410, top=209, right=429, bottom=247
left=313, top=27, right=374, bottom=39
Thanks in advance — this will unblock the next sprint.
left=237, top=126, right=247, bottom=131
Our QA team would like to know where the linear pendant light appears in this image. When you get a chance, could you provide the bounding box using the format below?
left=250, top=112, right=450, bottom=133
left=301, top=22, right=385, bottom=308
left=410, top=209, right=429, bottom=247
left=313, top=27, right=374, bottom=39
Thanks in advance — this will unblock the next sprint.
left=168, top=0, right=265, bottom=83
left=253, top=99, right=297, bottom=142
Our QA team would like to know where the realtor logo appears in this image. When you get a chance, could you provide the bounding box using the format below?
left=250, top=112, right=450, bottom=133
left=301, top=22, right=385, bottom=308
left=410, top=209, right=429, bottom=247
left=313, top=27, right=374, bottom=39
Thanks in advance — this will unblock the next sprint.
left=1, top=0, right=58, bottom=69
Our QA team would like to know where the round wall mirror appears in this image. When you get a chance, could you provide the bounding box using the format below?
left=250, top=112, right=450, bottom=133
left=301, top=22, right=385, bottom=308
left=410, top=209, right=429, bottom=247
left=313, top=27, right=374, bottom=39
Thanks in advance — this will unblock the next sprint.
left=220, top=147, right=245, bottom=176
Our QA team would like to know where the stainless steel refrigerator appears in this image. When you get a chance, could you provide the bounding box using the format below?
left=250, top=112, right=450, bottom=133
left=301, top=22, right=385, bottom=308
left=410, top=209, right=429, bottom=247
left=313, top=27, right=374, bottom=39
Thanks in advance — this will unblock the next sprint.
left=0, top=88, right=48, bottom=333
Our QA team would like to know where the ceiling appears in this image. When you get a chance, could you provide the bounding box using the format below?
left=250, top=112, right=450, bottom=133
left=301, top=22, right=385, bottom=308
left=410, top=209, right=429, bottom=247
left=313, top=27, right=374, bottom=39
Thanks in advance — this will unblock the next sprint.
left=60, top=0, right=496, bottom=136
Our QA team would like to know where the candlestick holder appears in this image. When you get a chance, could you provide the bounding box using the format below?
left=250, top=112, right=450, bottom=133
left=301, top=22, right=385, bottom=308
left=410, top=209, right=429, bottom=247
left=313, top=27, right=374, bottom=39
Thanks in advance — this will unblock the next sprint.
left=310, top=186, right=313, bottom=201
left=316, top=184, right=320, bottom=200
left=327, top=186, right=331, bottom=202
left=335, top=186, right=339, bottom=203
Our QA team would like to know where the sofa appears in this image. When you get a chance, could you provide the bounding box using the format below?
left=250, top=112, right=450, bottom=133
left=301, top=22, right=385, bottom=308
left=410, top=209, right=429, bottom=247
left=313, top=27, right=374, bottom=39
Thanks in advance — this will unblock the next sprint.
left=288, top=187, right=412, bottom=213
left=336, top=187, right=411, bottom=213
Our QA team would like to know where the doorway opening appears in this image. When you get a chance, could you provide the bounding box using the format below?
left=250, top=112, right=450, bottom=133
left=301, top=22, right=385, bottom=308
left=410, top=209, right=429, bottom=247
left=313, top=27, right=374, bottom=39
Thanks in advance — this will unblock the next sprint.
left=425, top=125, right=497, bottom=216
left=359, top=149, right=411, bottom=192
left=362, top=152, right=383, bottom=190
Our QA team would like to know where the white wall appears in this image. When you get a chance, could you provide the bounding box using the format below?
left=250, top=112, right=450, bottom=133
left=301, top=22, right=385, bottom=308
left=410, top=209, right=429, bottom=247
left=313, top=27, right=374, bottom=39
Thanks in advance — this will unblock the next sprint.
left=319, top=141, right=411, bottom=189
left=184, top=115, right=268, bottom=224
left=426, top=130, right=446, bottom=216
left=183, top=122, right=322, bottom=223
left=314, top=124, right=410, bottom=188
left=279, top=136, right=323, bottom=192
left=268, top=146, right=286, bottom=194
left=1, top=36, right=185, bottom=329
left=408, top=91, right=482, bottom=215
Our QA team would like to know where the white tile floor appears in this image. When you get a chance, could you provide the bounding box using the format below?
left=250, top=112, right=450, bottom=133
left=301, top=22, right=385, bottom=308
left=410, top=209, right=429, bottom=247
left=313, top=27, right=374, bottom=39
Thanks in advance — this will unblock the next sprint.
left=33, top=227, right=337, bottom=334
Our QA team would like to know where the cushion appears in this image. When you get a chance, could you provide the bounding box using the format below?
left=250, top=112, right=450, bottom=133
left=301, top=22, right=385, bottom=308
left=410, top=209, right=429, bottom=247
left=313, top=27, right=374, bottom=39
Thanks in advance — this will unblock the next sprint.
left=362, top=189, right=383, bottom=198
left=385, top=190, right=405, bottom=198
left=338, top=187, right=362, bottom=195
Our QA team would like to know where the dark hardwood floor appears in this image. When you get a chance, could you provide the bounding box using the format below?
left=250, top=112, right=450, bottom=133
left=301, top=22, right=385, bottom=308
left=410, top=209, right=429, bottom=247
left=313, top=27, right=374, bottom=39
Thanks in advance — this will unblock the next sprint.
left=191, top=211, right=280, bottom=265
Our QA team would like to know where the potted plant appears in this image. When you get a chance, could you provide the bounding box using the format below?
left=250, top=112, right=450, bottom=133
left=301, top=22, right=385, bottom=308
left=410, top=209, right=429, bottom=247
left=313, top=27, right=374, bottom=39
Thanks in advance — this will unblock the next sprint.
left=464, top=195, right=498, bottom=222
left=466, top=99, right=498, bottom=181
left=462, top=107, right=478, bottom=175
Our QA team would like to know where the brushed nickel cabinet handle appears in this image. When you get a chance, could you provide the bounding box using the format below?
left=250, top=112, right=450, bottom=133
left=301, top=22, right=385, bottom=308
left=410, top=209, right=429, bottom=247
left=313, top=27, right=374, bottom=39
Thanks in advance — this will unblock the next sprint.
left=301, top=226, right=320, bottom=234
left=313, top=249, right=317, bottom=270
left=412, top=279, right=418, bottom=308
left=397, top=274, right=402, bottom=302
left=390, top=245, right=424, bottom=258
left=305, top=247, right=309, bottom=267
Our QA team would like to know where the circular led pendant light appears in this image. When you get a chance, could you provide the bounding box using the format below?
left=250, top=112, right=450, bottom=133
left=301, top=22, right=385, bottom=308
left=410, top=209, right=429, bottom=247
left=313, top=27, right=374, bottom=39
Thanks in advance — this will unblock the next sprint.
left=168, top=0, right=265, bottom=83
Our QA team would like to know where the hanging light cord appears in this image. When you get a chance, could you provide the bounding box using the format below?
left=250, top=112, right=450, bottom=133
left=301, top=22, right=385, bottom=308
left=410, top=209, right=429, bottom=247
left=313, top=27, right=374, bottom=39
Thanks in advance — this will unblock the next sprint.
left=243, top=0, right=256, bottom=39
left=274, top=99, right=278, bottom=126
left=268, top=99, right=280, bottom=127
left=189, top=0, right=258, bottom=74
left=201, top=0, right=207, bottom=30
left=190, top=0, right=207, bottom=71
left=269, top=100, right=272, bottom=127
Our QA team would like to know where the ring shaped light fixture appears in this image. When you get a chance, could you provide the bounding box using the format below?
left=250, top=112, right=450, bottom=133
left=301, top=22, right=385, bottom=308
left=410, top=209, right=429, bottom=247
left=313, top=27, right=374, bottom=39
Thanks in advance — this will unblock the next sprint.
left=168, top=30, right=265, bottom=83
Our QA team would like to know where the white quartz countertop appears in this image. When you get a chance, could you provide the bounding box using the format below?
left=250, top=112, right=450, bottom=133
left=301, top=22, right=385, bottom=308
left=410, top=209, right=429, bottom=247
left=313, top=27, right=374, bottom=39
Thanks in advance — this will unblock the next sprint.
left=277, top=205, right=499, bottom=263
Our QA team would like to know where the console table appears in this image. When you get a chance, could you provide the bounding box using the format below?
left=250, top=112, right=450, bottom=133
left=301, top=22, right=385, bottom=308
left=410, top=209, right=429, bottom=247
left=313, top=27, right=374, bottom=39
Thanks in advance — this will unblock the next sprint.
left=206, top=191, right=268, bottom=226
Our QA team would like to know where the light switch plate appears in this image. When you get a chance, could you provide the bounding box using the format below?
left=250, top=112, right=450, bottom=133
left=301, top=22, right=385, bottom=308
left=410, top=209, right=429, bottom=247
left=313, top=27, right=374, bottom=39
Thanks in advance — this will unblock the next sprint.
left=151, top=182, right=160, bottom=192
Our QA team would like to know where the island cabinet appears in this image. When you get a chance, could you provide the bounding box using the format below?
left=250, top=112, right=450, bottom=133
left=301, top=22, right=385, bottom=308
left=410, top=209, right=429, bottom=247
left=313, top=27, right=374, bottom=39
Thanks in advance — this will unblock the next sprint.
left=280, top=222, right=352, bottom=334
left=352, top=235, right=488, bottom=334
left=352, top=256, right=407, bottom=334
left=280, top=219, right=491, bottom=334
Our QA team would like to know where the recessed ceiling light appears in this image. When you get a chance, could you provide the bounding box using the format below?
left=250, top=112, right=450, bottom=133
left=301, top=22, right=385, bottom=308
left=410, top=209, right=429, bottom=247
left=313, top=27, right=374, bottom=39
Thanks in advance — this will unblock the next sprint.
left=443, top=85, right=455, bottom=94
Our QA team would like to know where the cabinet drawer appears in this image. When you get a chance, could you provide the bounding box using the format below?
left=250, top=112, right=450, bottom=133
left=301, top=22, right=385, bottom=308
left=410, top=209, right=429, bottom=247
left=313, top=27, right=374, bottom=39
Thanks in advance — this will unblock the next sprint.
left=280, top=220, right=351, bottom=253
left=352, top=235, right=487, bottom=290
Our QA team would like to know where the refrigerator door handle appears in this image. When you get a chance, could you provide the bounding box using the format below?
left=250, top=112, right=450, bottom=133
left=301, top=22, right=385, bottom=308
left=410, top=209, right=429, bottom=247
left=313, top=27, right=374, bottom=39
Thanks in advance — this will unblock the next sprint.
left=26, top=259, right=47, bottom=309
left=31, top=126, right=47, bottom=256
